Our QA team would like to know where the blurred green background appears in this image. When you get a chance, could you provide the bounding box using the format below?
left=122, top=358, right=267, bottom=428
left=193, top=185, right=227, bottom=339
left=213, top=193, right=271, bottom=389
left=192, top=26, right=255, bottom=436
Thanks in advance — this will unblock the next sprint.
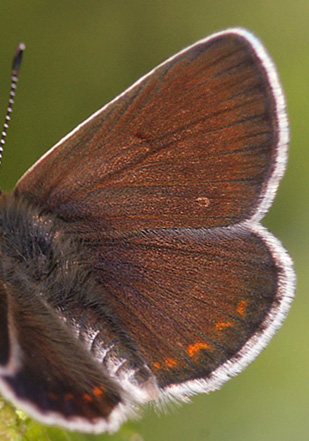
left=0, top=1, right=307, bottom=440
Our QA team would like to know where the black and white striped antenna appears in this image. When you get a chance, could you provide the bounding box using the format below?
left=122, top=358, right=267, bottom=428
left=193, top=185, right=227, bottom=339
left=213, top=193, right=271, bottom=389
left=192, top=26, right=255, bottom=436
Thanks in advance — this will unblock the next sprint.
left=0, top=43, right=25, bottom=165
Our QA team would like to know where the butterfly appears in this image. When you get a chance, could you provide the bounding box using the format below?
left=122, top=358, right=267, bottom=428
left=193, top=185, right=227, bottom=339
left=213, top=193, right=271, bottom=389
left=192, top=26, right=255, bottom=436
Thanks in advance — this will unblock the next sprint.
left=0, top=28, right=295, bottom=433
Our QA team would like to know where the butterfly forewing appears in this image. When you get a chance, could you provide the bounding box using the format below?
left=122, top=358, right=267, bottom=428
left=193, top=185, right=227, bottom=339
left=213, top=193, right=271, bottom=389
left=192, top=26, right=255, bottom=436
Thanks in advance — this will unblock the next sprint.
left=16, top=30, right=282, bottom=232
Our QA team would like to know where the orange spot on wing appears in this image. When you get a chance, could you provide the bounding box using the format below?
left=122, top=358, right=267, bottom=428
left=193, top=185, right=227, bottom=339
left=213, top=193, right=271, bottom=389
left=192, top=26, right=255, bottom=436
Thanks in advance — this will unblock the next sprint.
left=165, top=358, right=178, bottom=367
left=83, top=393, right=93, bottom=403
left=188, top=342, right=210, bottom=357
left=153, top=362, right=161, bottom=370
left=237, top=300, right=247, bottom=316
left=65, top=393, right=73, bottom=400
left=216, top=321, right=232, bottom=330
left=93, top=387, right=104, bottom=396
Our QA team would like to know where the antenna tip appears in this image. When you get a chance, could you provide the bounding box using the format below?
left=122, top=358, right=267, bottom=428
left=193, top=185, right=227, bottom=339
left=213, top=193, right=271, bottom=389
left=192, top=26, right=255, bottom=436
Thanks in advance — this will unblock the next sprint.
left=18, top=42, right=26, bottom=51
left=12, top=42, right=25, bottom=73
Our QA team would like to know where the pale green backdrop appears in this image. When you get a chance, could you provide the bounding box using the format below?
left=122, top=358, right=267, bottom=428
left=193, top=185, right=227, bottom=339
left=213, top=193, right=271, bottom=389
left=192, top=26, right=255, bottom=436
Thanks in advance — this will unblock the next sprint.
left=0, top=1, right=307, bottom=441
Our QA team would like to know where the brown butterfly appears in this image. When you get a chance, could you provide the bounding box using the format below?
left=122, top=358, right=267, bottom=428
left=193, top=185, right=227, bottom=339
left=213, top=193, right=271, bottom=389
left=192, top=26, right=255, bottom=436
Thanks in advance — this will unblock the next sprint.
left=0, top=28, right=294, bottom=433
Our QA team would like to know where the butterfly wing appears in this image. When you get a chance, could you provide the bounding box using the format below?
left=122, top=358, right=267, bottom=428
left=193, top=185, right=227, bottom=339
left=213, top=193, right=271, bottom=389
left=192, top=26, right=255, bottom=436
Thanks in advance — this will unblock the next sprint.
left=0, top=276, right=131, bottom=433
left=13, top=28, right=294, bottom=407
left=87, top=225, right=293, bottom=396
left=16, top=29, right=287, bottom=233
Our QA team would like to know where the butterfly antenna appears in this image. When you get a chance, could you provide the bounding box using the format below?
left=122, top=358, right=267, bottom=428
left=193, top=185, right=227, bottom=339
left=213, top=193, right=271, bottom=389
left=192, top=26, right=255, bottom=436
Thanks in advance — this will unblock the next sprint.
left=0, top=43, right=25, bottom=165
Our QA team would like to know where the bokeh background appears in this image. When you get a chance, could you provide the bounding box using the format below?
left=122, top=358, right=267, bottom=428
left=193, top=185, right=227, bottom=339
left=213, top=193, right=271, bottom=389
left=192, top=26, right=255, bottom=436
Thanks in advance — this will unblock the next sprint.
left=0, top=1, right=307, bottom=441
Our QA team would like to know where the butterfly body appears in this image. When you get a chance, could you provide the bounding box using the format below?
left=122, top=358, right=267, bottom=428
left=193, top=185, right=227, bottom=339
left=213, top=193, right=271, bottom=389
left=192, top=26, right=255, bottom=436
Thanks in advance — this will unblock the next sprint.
left=0, top=193, right=157, bottom=419
left=0, top=28, right=294, bottom=433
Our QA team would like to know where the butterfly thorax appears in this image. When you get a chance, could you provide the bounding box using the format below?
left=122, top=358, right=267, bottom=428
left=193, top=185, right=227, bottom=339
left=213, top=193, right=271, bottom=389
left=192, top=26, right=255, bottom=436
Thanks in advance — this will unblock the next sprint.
left=0, top=192, right=88, bottom=304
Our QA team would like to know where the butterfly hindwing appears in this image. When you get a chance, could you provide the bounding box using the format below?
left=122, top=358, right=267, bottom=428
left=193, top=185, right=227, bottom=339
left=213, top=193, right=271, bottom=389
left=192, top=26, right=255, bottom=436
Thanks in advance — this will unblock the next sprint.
left=0, top=275, right=134, bottom=432
left=85, top=225, right=293, bottom=395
